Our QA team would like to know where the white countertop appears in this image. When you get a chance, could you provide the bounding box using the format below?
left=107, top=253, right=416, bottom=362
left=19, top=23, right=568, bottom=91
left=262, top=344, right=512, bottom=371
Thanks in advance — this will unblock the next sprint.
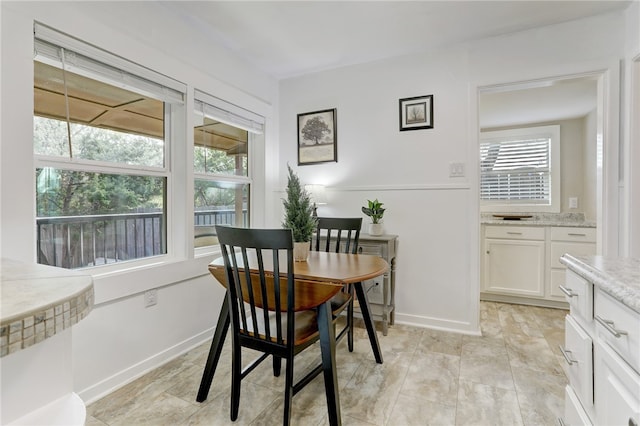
left=481, top=212, right=596, bottom=228
left=560, top=254, right=640, bottom=313
left=0, top=258, right=94, bottom=357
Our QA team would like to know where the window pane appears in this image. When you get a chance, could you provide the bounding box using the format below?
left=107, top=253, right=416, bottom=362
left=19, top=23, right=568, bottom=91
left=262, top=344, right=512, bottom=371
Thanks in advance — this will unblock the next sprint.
left=480, top=136, right=551, bottom=203
left=194, top=180, right=249, bottom=247
left=36, top=168, right=166, bottom=268
left=34, top=117, right=164, bottom=167
left=34, top=61, right=165, bottom=166
left=194, top=116, right=248, bottom=176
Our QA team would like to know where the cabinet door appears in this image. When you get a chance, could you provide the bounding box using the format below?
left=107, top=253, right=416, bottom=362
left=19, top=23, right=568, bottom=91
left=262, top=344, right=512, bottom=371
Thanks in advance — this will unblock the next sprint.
left=483, top=238, right=545, bottom=297
left=594, top=340, right=640, bottom=426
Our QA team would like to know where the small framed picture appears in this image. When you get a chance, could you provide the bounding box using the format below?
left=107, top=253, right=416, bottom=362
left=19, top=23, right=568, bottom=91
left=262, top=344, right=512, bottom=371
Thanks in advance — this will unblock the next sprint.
left=297, top=108, right=337, bottom=165
left=399, top=95, right=433, bottom=131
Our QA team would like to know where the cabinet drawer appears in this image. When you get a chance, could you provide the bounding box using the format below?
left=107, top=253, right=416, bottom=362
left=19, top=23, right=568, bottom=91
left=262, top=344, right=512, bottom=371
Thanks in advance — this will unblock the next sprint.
left=563, top=385, right=593, bottom=426
left=550, top=242, right=596, bottom=268
left=358, top=243, right=383, bottom=257
left=563, top=315, right=594, bottom=408
left=562, top=271, right=593, bottom=329
left=551, top=227, right=596, bottom=243
left=595, top=289, right=640, bottom=374
left=485, top=225, right=545, bottom=240
left=594, top=340, right=640, bottom=426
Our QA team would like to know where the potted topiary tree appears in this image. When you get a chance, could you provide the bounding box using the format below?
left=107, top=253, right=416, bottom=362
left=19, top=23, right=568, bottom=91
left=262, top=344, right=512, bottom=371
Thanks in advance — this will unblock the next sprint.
left=282, top=165, right=317, bottom=261
left=362, top=198, right=385, bottom=236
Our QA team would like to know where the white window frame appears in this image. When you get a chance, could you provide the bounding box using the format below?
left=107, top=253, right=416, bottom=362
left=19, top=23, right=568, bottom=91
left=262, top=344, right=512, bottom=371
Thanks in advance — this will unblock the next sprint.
left=193, top=90, right=264, bottom=254
left=480, top=125, right=560, bottom=213
left=33, top=24, right=187, bottom=273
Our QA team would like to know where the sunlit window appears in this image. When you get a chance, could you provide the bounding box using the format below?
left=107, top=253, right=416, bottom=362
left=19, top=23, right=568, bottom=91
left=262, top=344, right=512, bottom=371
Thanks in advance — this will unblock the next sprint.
left=193, top=92, right=259, bottom=248
left=34, top=24, right=185, bottom=269
left=480, top=125, right=560, bottom=212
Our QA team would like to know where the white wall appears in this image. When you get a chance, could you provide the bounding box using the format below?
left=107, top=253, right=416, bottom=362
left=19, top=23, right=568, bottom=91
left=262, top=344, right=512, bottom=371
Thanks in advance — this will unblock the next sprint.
left=278, top=10, right=627, bottom=333
left=0, top=1, right=278, bottom=404
left=1, top=0, right=636, bottom=408
left=623, top=1, right=640, bottom=256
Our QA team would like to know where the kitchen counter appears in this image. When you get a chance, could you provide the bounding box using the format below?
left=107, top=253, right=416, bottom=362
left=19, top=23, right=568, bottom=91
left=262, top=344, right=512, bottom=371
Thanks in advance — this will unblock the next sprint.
left=0, top=258, right=94, bottom=425
left=1, top=258, right=94, bottom=357
left=560, top=254, right=640, bottom=313
left=481, top=212, right=596, bottom=228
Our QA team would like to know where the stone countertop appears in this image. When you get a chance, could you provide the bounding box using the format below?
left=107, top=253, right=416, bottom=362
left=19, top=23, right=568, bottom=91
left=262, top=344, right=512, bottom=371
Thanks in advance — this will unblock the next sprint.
left=0, top=258, right=94, bottom=357
left=560, top=254, right=640, bottom=313
left=481, top=212, right=596, bottom=228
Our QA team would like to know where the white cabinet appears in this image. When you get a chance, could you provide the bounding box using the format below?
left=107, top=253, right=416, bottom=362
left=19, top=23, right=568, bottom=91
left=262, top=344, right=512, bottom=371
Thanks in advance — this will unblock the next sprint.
left=560, top=263, right=640, bottom=426
left=594, top=340, right=640, bottom=426
left=482, top=226, right=545, bottom=297
left=549, top=227, right=596, bottom=301
left=481, top=224, right=596, bottom=307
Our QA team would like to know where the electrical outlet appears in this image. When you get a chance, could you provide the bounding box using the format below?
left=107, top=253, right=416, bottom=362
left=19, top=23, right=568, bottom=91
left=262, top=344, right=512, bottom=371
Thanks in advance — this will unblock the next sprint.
left=569, top=197, right=578, bottom=209
left=144, top=289, right=157, bottom=307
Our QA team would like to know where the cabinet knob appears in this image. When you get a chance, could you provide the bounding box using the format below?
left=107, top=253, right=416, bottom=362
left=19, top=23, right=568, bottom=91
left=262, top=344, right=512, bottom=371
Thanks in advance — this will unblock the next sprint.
left=486, top=250, right=490, bottom=254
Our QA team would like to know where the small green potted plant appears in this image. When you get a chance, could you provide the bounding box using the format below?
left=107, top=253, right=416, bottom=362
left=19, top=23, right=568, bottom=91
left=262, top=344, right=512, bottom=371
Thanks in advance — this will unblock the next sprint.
left=362, top=199, right=385, bottom=236
left=282, top=165, right=316, bottom=261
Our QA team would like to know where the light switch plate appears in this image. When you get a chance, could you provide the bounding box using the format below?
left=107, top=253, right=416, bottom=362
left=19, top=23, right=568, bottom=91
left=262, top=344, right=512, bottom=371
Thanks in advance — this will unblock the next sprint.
left=449, top=162, right=465, bottom=177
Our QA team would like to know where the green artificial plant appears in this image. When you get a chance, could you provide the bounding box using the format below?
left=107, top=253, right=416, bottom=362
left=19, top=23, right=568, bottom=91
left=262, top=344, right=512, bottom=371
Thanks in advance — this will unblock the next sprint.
left=282, top=165, right=317, bottom=242
left=361, top=199, right=385, bottom=224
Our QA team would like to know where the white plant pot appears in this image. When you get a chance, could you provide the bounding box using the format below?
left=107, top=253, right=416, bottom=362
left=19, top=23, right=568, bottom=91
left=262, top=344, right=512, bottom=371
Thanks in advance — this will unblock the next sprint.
left=293, top=242, right=310, bottom=261
left=368, top=223, right=384, bottom=236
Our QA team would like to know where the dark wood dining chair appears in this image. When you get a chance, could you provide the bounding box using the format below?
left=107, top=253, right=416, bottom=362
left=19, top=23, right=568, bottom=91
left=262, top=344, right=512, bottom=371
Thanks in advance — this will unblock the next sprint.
left=312, top=217, right=362, bottom=352
left=212, top=225, right=345, bottom=426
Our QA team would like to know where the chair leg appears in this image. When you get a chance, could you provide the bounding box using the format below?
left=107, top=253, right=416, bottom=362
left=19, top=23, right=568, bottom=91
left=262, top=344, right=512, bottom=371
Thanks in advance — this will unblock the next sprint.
left=347, top=285, right=354, bottom=352
left=283, top=356, right=294, bottom=426
left=273, top=355, right=282, bottom=377
left=230, top=336, right=242, bottom=421
left=318, top=301, right=341, bottom=426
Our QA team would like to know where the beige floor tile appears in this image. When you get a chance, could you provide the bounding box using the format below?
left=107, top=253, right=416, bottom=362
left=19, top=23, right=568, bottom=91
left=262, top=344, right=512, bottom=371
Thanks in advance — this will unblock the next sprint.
left=456, top=379, right=524, bottom=426
left=86, top=302, right=567, bottom=426
left=400, top=351, right=460, bottom=407
left=388, top=393, right=456, bottom=426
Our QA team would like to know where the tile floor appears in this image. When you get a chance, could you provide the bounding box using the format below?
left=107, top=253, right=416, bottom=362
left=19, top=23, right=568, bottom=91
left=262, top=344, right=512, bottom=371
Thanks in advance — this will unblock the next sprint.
left=86, top=302, right=569, bottom=425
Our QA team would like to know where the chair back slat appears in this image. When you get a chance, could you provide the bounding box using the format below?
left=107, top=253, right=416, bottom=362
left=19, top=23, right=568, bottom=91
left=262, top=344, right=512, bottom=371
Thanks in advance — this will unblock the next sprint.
left=314, top=217, right=362, bottom=254
left=216, top=226, right=294, bottom=347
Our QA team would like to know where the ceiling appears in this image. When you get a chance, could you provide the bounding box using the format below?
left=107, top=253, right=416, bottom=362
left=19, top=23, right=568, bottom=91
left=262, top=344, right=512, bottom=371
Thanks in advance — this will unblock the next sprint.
left=161, top=1, right=631, bottom=79
left=63, top=1, right=629, bottom=130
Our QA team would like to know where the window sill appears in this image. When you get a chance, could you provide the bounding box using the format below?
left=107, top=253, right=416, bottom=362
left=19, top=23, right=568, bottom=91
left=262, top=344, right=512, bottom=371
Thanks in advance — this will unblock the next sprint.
left=91, top=252, right=220, bottom=305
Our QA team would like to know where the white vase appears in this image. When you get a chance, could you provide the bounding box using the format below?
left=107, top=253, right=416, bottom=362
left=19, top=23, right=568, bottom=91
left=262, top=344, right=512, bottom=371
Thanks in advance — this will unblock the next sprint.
left=293, top=241, right=310, bottom=261
left=368, top=223, right=384, bottom=236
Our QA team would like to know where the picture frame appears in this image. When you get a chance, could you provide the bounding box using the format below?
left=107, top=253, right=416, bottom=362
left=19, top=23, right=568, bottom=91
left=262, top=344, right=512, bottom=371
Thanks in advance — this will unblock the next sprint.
left=399, top=95, right=433, bottom=131
left=297, top=108, right=337, bottom=165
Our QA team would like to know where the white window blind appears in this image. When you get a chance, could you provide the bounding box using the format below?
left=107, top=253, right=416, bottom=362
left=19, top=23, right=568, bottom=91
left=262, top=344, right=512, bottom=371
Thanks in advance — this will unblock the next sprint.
left=195, top=90, right=264, bottom=134
left=34, top=23, right=186, bottom=104
left=480, top=125, right=559, bottom=209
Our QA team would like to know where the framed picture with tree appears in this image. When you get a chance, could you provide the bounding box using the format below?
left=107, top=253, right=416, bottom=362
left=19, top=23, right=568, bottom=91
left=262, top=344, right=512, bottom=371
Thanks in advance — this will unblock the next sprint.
left=399, top=95, right=433, bottom=131
left=297, top=108, right=337, bottom=165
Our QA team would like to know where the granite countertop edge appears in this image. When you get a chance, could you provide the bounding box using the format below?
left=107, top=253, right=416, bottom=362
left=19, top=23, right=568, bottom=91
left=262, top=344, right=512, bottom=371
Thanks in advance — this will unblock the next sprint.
left=560, top=254, right=640, bottom=314
left=481, top=219, right=597, bottom=228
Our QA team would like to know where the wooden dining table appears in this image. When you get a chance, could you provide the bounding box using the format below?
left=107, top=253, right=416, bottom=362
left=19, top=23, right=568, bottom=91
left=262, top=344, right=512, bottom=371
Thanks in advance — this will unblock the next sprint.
left=196, top=251, right=389, bottom=403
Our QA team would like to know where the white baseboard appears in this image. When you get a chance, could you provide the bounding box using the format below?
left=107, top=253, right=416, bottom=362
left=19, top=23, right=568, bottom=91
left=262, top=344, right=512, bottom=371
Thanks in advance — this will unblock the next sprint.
left=393, top=313, right=481, bottom=336
left=78, top=328, right=214, bottom=405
